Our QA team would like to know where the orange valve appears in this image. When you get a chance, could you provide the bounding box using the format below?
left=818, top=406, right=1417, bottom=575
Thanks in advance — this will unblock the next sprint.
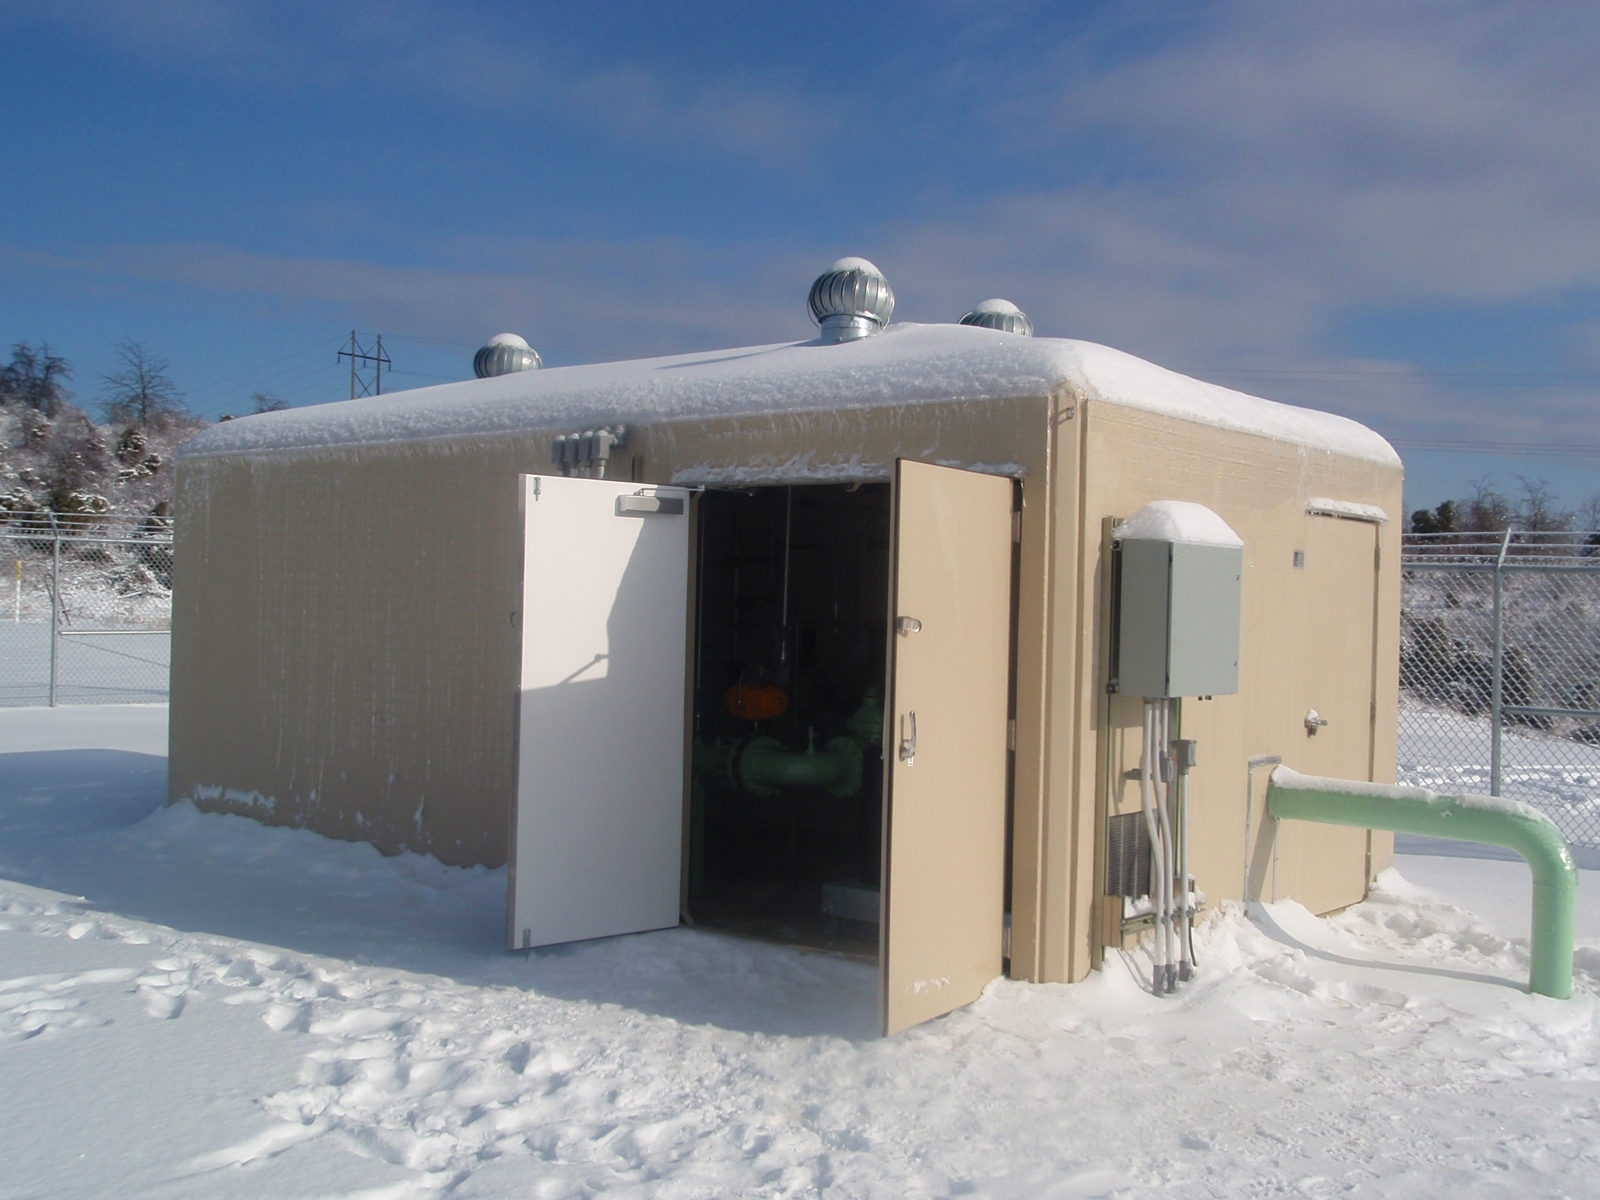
left=724, top=681, right=789, bottom=722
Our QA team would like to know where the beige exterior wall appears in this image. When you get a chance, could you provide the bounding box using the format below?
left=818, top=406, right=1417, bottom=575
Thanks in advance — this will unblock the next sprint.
left=170, top=385, right=1400, bottom=987
left=170, top=397, right=1055, bottom=872
left=170, top=437, right=535, bottom=867
left=1032, top=397, right=1403, bottom=983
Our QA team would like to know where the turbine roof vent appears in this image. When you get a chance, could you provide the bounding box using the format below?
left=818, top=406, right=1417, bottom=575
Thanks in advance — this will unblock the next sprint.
left=474, top=332, right=543, bottom=379
left=959, top=299, right=1033, bottom=337
left=808, top=257, right=895, bottom=344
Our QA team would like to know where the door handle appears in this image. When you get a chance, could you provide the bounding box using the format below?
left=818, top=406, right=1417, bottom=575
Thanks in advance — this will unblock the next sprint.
left=896, top=616, right=922, bottom=636
left=899, top=710, right=917, bottom=764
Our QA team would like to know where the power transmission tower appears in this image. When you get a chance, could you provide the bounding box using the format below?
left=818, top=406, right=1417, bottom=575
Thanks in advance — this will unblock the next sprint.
left=338, top=331, right=390, bottom=399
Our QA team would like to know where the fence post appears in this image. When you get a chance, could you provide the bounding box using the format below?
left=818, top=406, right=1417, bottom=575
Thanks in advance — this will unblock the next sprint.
left=1488, top=527, right=1514, bottom=797
left=48, top=516, right=60, bottom=708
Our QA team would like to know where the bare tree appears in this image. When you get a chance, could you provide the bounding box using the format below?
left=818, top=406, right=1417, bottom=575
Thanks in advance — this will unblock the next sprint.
left=99, top=341, right=189, bottom=428
left=252, top=390, right=290, bottom=413
left=1459, top=478, right=1515, bottom=532
left=46, top=409, right=111, bottom=502
left=1574, top=492, right=1600, bottom=531
left=1513, top=475, right=1572, bottom=532
left=0, top=342, right=73, bottom=416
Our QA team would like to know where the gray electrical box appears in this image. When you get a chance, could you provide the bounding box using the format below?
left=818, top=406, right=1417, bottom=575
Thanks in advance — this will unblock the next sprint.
left=1112, top=506, right=1243, bottom=698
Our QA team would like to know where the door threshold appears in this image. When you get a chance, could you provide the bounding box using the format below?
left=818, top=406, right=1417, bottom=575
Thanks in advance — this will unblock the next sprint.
left=685, top=916, right=879, bottom=964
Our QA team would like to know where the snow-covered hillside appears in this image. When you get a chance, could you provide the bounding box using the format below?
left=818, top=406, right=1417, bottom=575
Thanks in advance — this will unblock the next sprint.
left=2, top=706, right=1597, bottom=1198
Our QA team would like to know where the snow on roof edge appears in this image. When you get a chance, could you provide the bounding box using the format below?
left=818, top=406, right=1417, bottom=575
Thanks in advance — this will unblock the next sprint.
left=178, top=326, right=1400, bottom=469
left=1307, top=497, right=1391, bottom=524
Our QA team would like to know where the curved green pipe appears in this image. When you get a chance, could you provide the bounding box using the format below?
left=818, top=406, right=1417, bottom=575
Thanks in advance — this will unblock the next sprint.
left=1266, top=766, right=1577, bottom=999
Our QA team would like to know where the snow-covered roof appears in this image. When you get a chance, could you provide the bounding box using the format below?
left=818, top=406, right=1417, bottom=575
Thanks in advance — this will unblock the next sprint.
left=181, top=324, right=1400, bottom=466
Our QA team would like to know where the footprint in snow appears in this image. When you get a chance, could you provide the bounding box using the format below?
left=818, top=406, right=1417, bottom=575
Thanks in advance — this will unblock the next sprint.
left=143, top=990, right=186, bottom=1020
left=263, top=1002, right=311, bottom=1033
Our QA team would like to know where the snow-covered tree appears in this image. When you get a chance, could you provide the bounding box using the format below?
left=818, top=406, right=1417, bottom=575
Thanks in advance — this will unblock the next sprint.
left=0, top=342, right=73, bottom=416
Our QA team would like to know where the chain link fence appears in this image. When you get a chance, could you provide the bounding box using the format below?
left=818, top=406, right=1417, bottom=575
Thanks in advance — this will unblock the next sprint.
left=0, top=512, right=172, bottom=707
left=4, top=511, right=1596, bottom=850
left=1400, top=530, right=1600, bottom=847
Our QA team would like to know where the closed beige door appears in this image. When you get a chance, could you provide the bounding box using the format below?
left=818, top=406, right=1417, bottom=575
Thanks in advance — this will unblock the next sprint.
left=1274, top=515, right=1380, bottom=911
left=882, top=460, right=1014, bottom=1035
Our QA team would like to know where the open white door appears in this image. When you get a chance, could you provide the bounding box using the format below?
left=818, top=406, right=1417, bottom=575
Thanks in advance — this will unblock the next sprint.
left=509, top=475, right=691, bottom=949
left=882, top=460, right=1014, bottom=1034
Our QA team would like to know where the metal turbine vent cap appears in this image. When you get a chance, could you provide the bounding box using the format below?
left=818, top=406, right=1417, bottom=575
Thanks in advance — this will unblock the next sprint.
left=808, top=257, right=895, bottom=344
left=474, top=332, right=544, bottom=379
left=959, top=299, right=1033, bottom=337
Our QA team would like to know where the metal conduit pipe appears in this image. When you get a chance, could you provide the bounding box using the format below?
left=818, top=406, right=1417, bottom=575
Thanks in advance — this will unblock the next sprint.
left=1140, top=700, right=1171, bottom=993
left=1266, top=765, right=1578, bottom=999
left=1157, top=702, right=1178, bottom=988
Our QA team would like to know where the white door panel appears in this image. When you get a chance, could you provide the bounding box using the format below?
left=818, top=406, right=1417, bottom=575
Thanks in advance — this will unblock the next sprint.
left=509, top=475, right=690, bottom=949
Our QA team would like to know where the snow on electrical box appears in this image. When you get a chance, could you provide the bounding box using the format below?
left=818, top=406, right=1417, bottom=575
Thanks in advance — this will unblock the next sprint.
left=1112, top=501, right=1243, bottom=698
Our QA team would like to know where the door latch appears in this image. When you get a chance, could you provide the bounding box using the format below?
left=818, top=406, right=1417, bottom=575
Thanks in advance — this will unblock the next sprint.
left=899, top=710, right=918, bottom=764
left=896, top=616, right=922, bottom=636
left=1304, top=708, right=1329, bottom=736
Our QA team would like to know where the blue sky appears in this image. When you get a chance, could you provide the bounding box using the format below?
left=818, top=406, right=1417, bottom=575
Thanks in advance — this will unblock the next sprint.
left=4, top=1, right=1599, bottom=516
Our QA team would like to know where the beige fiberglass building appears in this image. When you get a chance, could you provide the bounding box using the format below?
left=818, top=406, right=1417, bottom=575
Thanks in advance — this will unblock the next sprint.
left=170, top=260, right=1402, bottom=1035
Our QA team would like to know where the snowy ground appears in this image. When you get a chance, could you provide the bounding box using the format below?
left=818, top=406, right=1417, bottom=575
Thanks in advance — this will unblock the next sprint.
left=2, top=708, right=1599, bottom=1198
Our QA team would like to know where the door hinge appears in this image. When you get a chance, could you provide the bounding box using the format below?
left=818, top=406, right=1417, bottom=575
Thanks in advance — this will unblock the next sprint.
left=1012, top=511, right=1023, bottom=543
left=1371, top=698, right=1377, bottom=724
left=1007, top=718, right=1017, bottom=751
left=1002, top=921, right=1012, bottom=959
left=1375, top=543, right=1381, bottom=570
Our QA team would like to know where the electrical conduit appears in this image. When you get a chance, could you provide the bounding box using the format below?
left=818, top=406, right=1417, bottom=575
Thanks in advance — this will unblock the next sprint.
left=1266, top=766, right=1577, bottom=999
left=1141, top=700, right=1174, bottom=993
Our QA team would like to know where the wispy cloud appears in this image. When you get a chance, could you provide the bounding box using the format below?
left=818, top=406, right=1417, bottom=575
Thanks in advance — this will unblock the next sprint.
left=8, top=1, right=1599, bottom=464
left=2, top=238, right=816, bottom=362
left=860, top=1, right=1600, bottom=445
left=4, top=0, right=830, bottom=164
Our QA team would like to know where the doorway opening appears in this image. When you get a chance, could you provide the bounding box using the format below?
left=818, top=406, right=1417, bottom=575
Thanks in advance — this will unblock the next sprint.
left=688, top=484, right=891, bottom=960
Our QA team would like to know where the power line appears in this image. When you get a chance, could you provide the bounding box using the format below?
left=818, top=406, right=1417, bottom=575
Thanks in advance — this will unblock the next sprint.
left=184, top=335, right=346, bottom=404
left=1181, top=366, right=1600, bottom=388
left=1389, top=439, right=1600, bottom=460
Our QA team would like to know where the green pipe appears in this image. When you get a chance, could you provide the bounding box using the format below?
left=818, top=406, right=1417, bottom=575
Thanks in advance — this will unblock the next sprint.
left=692, top=733, right=864, bottom=799
left=1266, top=766, right=1577, bottom=999
left=739, top=735, right=863, bottom=798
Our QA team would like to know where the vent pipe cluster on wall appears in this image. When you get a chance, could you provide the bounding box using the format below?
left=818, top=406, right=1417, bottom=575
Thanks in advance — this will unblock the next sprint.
left=474, top=333, right=543, bottom=379
left=551, top=426, right=629, bottom=478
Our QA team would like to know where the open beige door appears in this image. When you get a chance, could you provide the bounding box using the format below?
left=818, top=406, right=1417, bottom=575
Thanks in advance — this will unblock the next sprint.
left=881, top=460, right=1014, bottom=1034
left=509, top=475, right=691, bottom=950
